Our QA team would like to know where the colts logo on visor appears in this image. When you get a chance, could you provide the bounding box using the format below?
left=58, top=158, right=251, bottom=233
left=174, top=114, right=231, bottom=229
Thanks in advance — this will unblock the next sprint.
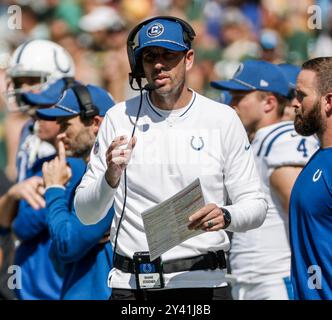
left=147, top=23, right=164, bottom=38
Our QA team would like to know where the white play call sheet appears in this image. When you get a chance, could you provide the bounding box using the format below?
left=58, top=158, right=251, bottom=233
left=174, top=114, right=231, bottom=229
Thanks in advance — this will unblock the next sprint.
left=141, top=178, right=205, bottom=261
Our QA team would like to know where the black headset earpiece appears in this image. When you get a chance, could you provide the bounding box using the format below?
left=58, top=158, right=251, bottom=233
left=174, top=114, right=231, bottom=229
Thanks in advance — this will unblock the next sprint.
left=127, top=15, right=196, bottom=90
left=71, top=84, right=99, bottom=120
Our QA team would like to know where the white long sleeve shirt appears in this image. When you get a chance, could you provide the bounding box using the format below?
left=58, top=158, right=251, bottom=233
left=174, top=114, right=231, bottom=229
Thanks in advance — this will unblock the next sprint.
left=74, top=90, right=267, bottom=289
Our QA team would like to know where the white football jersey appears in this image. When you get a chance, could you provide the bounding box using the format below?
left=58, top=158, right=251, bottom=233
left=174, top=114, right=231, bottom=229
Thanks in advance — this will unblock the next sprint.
left=230, top=121, right=319, bottom=283
left=16, top=122, right=56, bottom=182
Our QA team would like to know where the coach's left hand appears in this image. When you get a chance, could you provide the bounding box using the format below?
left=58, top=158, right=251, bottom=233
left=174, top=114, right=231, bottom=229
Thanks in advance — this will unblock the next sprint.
left=188, top=204, right=226, bottom=231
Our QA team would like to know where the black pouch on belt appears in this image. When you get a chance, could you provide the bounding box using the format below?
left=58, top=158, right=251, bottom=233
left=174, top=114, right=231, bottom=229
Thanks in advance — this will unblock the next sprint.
left=133, top=252, right=164, bottom=290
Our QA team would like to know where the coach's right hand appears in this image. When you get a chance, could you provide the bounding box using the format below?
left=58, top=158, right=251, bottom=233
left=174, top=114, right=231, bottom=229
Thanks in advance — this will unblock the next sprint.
left=105, top=135, right=137, bottom=188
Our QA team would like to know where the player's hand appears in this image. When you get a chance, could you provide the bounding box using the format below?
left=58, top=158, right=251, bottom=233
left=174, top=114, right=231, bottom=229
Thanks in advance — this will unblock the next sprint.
left=8, top=176, right=46, bottom=210
left=105, top=135, right=137, bottom=188
left=42, top=140, right=72, bottom=188
left=188, top=203, right=226, bottom=232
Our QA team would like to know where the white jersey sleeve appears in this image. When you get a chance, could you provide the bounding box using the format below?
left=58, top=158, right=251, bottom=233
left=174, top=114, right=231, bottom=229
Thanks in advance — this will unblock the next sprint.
left=221, top=112, right=268, bottom=232
left=262, top=130, right=319, bottom=177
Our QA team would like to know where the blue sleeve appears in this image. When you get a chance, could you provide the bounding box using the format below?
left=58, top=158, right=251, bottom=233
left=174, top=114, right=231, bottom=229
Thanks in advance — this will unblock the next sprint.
left=46, top=187, right=114, bottom=264
left=13, top=154, right=52, bottom=240
left=12, top=200, right=48, bottom=241
left=12, top=164, right=47, bottom=240
left=12, top=157, right=86, bottom=242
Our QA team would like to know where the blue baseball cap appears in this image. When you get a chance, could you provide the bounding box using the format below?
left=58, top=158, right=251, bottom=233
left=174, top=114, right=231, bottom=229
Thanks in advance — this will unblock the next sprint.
left=134, top=18, right=190, bottom=58
left=210, top=60, right=290, bottom=98
left=278, top=63, right=300, bottom=88
left=21, top=78, right=70, bottom=106
left=36, top=84, right=115, bottom=120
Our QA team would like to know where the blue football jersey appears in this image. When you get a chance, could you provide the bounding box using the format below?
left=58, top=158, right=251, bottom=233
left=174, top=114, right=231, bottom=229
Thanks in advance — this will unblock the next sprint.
left=290, top=147, right=332, bottom=299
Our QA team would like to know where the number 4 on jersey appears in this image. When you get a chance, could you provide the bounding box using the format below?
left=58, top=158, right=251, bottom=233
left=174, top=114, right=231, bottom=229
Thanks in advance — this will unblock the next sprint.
left=297, top=138, right=308, bottom=157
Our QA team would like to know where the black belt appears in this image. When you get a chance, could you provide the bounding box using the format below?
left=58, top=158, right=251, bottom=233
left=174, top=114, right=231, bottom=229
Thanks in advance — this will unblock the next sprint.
left=114, top=250, right=226, bottom=274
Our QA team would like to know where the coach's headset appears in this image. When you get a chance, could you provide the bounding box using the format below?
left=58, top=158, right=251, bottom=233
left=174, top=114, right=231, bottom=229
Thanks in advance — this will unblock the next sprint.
left=127, top=15, right=196, bottom=90
left=71, top=84, right=99, bottom=120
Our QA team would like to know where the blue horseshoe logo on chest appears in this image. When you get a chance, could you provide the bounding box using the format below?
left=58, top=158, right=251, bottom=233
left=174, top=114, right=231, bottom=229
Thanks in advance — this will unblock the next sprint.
left=191, top=136, right=204, bottom=151
left=312, top=169, right=322, bottom=182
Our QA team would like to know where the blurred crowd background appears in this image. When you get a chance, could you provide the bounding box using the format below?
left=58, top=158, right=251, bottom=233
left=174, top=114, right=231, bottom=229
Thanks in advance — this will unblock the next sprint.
left=0, top=0, right=331, bottom=182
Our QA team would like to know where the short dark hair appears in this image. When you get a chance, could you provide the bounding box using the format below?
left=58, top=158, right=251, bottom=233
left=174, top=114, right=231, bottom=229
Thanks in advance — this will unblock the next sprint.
left=302, top=57, right=332, bottom=96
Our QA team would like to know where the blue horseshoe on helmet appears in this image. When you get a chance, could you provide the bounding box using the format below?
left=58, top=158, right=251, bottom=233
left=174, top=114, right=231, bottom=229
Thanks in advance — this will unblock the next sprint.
left=53, top=49, right=70, bottom=74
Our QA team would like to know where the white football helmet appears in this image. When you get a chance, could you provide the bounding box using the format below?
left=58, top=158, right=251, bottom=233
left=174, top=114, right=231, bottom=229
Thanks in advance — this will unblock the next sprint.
left=5, top=39, right=75, bottom=112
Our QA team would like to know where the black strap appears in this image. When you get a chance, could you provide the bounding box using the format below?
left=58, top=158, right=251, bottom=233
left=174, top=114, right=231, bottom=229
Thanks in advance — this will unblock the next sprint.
left=71, top=84, right=99, bottom=119
left=114, top=250, right=226, bottom=274
left=62, top=77, right=77, bottom=89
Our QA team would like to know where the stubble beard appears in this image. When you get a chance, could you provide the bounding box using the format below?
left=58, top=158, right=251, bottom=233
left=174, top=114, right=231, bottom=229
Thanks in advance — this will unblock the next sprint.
left=65, top=130, right=94, bottom=160
left=154, top=78, right=185, bottom=105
